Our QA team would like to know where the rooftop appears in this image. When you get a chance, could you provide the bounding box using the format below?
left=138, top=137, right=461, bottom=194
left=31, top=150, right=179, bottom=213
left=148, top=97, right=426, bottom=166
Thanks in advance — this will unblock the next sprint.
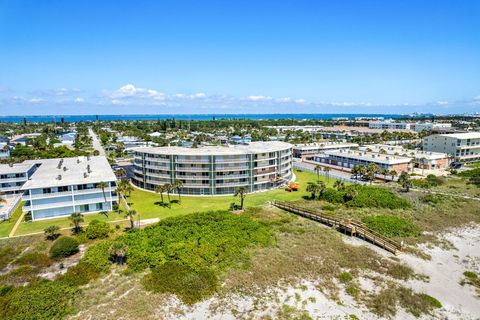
left=324, top=149, right=412, bottom=165
left=293, top=142, right=358, bottom=150
left=360, top=144, right=448, bottom=159
left=0, top=162, right=36, bottom=175
left=133, top=141, right=292, bottom=156
left=21, top=156, right=116, bottom=189
left=435, top=132, right=480, bottom=139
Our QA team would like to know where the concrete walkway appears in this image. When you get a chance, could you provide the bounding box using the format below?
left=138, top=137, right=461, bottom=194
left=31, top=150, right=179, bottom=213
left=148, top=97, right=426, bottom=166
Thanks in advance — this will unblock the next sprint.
left=9, top=210, right=25, bottom=237
left=88, top=127, right=106, bottom=156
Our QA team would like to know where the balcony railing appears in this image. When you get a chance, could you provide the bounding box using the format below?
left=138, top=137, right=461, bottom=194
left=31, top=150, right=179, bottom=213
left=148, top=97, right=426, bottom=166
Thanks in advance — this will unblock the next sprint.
left=25, top=187, right=116, bottom=200
left=0, top=177, right=28, bottom=183
left=23, top=196, right=116, bottom=211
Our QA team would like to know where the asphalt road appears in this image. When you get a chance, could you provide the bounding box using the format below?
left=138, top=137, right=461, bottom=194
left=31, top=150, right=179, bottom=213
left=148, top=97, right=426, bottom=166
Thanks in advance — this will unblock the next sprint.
left=88, top=127, right=106, bottom=156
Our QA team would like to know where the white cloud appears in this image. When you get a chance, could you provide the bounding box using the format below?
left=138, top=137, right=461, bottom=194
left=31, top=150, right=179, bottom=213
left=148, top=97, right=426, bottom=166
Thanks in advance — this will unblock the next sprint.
left=295, top=98, right=306, bottom=104
left=74, top=97, right=85, bottom=103
left=246, top=95, right=273, bottom=102
left=436, top=100, right=449, bottom=105
left=28, top=98, right=44, bottom=103
left=109, top=84, right=165, bottom=100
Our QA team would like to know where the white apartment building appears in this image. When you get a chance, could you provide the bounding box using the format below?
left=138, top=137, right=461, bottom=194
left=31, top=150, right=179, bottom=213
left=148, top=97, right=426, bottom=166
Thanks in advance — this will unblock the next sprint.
left=0, top=162, right=38, bottom=194
left=411, top=123, right=452, bottom=132
left=422, top=132, right=480, bottom=163
left=132, top=141, right=293, bottom=195
left=368, top=121, right=411, bottom=130
left=359, top=144, right=449, bottom=169
left=20, top=156, right=117, bottom=220
left=292, top=142, right=358, bottom=159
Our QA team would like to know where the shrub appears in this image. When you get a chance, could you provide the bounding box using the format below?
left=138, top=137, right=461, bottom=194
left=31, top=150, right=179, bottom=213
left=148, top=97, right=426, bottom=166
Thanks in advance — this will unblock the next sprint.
left=14, top=252, right=52, bottom=268
left=49, top=236, right=79, bottom=259
left=0, top=280, right=78, bottom=320
left=363, top=215, right=420, bottom=238
left=142, top=261, right=218, bottom=304
left=85, top=220, right=111, bottom=239
left=120, top=210, right=272, bottom=272
left=44, top=225, right=61, bottom=240
left=463, top=271, right=478, bottom=279
left=60, top=262, right=101, bottom=286
left=420, top=294, right=442, bottom=309
left=81, top=240, right=112, bottom=273
left=317, top=185, right=411, bottom=209
left=338, top=271, right=353, bottom=283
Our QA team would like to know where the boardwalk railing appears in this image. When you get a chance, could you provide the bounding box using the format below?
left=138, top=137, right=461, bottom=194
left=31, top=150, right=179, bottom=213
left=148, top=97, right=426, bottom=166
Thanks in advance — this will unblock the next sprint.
left=272, top=200, right=403, bottom=255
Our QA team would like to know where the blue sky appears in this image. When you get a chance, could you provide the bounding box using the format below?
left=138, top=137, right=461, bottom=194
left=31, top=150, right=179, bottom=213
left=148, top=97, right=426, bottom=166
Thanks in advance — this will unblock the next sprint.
left=0, top=0, right=479, bottom=115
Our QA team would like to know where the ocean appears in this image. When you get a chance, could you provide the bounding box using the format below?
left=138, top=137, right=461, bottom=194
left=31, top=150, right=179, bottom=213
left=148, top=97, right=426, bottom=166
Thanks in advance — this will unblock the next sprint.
left=0, top=113, right=419, bottom=123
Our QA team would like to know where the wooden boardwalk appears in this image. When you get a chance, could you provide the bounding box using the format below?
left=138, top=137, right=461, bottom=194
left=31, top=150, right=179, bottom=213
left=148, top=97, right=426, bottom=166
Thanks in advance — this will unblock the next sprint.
left=272, top=201, right=403, bottom=255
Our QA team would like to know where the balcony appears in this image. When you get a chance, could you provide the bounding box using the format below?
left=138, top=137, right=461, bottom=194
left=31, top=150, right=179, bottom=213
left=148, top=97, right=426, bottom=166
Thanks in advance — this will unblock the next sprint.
left=215, top=158, right=248, bottom=164
left=216, top=165, right=249, bottom=171
left=175, top=166, right=210, bottom=172
left=23, top=196, right=116, bottom=211
left=0, top=176, right=28, bottom=183
left=25, top=187, right=116, bottom=200
left=175, top=158, right=210, bottom=164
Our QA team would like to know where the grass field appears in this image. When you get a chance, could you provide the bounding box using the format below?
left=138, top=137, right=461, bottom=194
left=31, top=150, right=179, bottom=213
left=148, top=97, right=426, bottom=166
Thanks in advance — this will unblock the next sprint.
left=4, top=169, right=328, bottom=237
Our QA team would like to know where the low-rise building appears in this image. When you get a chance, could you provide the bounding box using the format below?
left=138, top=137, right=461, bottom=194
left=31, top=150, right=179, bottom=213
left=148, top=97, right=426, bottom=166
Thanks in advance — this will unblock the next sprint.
left=0, top=162, right=38, bottom=194
left=411, top=122, right=452, bottom=132
left=19, top=156, right=117, bottom=221
left=0, top=143, right=10, bottom=159
left=292, top=142, right=358, bottom=159
left=369, top=121, right=411, bottom=130
left=315, top=149, right=411, bottom=173
left=359, top=144, right=449, bottom=169
left=422, top=132, right=480, bottom=163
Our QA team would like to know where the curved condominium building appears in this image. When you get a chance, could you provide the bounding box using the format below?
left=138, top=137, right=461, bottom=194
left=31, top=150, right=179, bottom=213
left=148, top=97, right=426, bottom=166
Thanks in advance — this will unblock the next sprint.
left=132, top=141, right=293, bottom=195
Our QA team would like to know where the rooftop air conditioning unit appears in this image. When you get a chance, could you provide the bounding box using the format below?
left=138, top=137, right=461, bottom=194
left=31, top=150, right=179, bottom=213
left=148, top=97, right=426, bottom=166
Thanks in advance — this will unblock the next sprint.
left=57, top=175, right=62, bottom=180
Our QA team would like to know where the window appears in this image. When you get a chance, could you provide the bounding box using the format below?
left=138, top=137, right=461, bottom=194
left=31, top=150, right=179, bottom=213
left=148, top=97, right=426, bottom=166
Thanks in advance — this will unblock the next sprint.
left=96, top=203, right=103, bottom=210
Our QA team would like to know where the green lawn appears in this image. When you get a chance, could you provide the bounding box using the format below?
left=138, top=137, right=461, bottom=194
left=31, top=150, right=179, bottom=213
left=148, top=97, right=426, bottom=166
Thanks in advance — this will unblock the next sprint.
left=0, top=204, right=23, bottom=238
left=7, top=169, right=329, bottom=237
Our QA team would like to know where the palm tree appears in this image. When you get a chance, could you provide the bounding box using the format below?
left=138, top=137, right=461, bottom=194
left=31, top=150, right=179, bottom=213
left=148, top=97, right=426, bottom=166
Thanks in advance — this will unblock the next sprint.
left=316, top=181, right=327, bottom=198
left=398, top=172, right=412, bottom=192
left=155, top=184, right=165, bottom=205
left=234, top=186, right=248, bottom=210
left=389, top=170, right=398, bottom=182
left=334, top=180, right=345, bottom=191
left=164, top=183, right=173, bottom=207
left=97, top=181, right=109, bottom=202
left=115, top=168, right=126, bottom=179
left=323, top=167, right=331, bottom=182
left=109, top=241, right=128, bottom=265
left=344, top=187, right=358, bottom=201
left=314, top=164, right=322, bottom=183
left=122, top=181, right=133, bottom=197
left=306, top=182, right=318, bottom=199
left=69, top=212, right=84, bottom=234
left=173, top=179, right=184, bottom=204
left=125, top=209, right=137, bottom=229
left=44, top=225, right=60, bottom=240
left=366, top=164, right=379, bottom=185
left=419, top=157, right=427, bottom=176
left=380, top=168, right=389, bottom=183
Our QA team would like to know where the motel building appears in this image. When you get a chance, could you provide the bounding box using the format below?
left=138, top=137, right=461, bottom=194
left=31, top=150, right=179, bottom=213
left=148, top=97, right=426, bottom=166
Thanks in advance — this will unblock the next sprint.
left=20, top=156, right=118, bottom=221
left=292, top=142, right=358, bottom=159
left=314, top=149, right=412, bottom=173
left=358, top=144, right=450, bottom=170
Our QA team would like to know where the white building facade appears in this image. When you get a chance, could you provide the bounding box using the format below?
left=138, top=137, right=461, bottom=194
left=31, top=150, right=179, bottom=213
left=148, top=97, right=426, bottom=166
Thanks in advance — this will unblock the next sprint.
left=422, top=132, right=480, bottom=163
left=21, top=156, right=117, bottom=220
left=132, top=141, right=293, bottom=195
